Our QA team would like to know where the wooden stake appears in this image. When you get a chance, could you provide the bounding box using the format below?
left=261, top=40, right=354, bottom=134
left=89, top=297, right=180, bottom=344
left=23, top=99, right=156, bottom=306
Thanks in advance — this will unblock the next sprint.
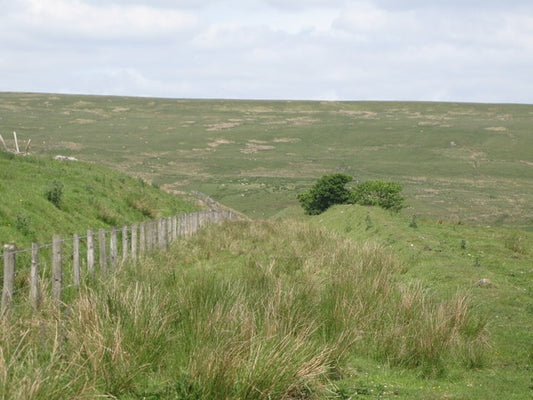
left=52, top=236, right=62, bottom=302
left=0, top=134, right=8, bottom=152
left=73, top=234, right=80, bottom=287
left=1, top=244, right=16, bottom=314
left=30, top=243, right=42, bottom=310
left=24, top=138, right=31, bottom=153
left=99, top=229, right=107, bottom=274
left=13, top=131, right=20, bottom=153
left=87, top=230, right=95, bottom=273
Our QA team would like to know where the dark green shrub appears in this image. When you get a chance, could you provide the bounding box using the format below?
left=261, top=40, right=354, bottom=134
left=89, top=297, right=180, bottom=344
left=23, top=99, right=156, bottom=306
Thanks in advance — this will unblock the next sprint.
left=297, top=174, right=353, bottom=215
left=45, top=180, right=64, bottom=209
left=15, top=213, right=34, bottom=237
left=350, top=180, right=405, bottom=212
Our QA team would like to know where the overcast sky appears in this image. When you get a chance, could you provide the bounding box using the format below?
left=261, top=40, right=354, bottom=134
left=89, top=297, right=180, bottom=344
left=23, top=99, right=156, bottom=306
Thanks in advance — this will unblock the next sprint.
left=1, top=0, right=532, bottom=103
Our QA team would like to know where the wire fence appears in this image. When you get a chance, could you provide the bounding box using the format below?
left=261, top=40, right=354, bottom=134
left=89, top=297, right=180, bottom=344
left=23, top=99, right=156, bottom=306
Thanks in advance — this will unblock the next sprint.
left=1, top=209, right=239, bottom=314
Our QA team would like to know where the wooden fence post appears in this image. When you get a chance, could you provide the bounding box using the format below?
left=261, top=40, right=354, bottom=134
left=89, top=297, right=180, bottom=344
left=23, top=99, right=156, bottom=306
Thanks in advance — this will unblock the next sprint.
left=52, top=235, right=62, bottom=302
left=99, top=229, right=107, bottom=273
left=172, top=216, right=177, bottom=242
left=122, top=225, right=129, bottom=263
left=177, top=215, right=183, bottom=237
left=157, top=219, right=164, bottom=249
left=145, top=221, right=150, bottom=251
left=150, top=220, right=157, bottom=250
left=146, top=221, right=151, bottom=251
left=73, top=233, right=80, bottom=287
left=110, top=228, right=118, bottom=269
left=193, top=212, right=199, bottom=234
left=185, top=213, right=191, bottom=236
left=167, top=217, right=173, bottom=245
left=30, top=243, right=41, bottom=310
left=131, top=223, right=138, bottom=261
left=1, top=244, right=16, bottom=314
left=139, top=222, right=146, bottom=256
left=87, top=229, right=95, bottom=274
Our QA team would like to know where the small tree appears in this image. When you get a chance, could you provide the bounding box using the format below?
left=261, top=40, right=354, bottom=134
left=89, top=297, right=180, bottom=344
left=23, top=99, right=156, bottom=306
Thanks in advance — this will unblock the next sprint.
left=45, top=180, right=64, bottom=209
left=297, top=174, right=352, bottom=215
left=350, top=180, right=405, bottom=212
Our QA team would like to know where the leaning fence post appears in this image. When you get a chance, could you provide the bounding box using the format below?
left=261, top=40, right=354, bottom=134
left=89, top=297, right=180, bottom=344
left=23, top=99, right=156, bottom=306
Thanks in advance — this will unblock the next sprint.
left=99, top=229, right=107, bottom=274
left=1, top=244, right=16, bottom=314
left=73, top=233, right=81, bottom=287
left=87, top=229, right=95, bottom=274
left=30, top=243, right=41, bottom=310
left=52, top=235, right=62, bottom=302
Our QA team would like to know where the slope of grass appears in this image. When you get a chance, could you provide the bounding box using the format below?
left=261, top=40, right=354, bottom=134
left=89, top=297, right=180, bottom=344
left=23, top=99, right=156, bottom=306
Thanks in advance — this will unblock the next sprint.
left=0, top=219, right=490, bottom=399
left=0, top=151, right=197, bottom=248
left=314, top=204, right=532, bottom=399
left=1, top=93, right=532, bottom=227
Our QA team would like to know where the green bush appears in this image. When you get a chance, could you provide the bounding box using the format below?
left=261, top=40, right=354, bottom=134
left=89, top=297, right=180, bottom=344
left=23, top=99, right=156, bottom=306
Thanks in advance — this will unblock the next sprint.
left=297, top=174, right=353, bottom=215
left=350, top=180, right=405, bottom=212
left=45, top=180, right=64, bottom=209
left=298, top=175, right=405, bottom=215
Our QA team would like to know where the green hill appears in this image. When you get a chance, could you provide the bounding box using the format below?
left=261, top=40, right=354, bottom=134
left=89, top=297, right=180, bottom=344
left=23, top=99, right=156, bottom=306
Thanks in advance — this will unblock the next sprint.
left=0, top=93, right=531, bottom=399
left=1, top=93, right=531, bottom=227
left=0, top=151, right=197, bottom=248
left=316, top=204, right=532, bottom=396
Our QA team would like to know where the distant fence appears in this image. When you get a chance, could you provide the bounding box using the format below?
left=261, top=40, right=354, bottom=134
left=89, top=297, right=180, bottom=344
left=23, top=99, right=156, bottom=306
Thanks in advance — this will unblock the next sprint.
left=1, top=209, right=238, bottom=314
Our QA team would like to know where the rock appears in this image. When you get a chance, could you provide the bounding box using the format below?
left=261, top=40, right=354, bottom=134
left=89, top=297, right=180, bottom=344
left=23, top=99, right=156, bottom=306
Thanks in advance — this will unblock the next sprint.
left=54, top=155, right=78, bottom=161
left=474, top=278, right=496, bottom=288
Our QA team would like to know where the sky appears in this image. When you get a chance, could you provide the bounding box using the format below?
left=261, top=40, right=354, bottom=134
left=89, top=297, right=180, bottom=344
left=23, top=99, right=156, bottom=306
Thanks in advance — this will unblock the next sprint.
left=1, top=0, right=532, bottom=103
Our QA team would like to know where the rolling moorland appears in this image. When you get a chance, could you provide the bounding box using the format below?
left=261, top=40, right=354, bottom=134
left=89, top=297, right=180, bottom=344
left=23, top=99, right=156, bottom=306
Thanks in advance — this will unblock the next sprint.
left=0, top=92, right=532, bottom=399
left=1, top=92, right=532, bottom=227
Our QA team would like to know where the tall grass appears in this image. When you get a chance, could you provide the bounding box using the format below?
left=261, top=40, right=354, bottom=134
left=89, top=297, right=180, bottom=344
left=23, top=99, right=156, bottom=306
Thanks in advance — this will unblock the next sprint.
left=0, top=220, right=488, bottom=399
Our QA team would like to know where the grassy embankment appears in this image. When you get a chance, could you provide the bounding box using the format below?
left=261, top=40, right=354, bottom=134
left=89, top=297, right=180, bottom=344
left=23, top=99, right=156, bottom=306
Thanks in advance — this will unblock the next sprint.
left=317, top=204, right=532, bottom=399
left=0, top=151, right=197, bottom=249
left=1, top=219, right=493, bottom=399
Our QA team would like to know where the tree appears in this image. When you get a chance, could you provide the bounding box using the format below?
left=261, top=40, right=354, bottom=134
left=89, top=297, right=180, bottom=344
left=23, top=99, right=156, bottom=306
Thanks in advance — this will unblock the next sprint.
left=297, top=174, right=353, bottom=215
left=350, top=180, right=405, bottom=212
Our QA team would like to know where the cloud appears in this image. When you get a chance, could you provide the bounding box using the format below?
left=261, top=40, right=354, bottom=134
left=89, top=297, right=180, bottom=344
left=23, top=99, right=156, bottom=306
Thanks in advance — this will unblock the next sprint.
left=0, top=0, right=532, bottom=102
left=7, top=0, right=198, bottom=41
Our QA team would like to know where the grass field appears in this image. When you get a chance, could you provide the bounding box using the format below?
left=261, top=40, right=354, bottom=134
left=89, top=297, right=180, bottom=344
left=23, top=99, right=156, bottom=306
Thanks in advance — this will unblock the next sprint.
left=0, top=92, right=532, bottom=399
left=1, top=93, right=531, bottom=227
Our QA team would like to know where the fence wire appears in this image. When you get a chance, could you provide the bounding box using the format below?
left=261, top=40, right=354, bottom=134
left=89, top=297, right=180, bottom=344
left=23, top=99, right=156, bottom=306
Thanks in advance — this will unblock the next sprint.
left=2, top=210, right=238, bottom=312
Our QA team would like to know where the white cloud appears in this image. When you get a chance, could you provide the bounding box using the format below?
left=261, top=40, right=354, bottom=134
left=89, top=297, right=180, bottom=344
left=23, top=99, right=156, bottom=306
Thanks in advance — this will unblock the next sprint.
left=0, top=0, right=532, bottom=103
left=8, top=0, right=198, bottom=41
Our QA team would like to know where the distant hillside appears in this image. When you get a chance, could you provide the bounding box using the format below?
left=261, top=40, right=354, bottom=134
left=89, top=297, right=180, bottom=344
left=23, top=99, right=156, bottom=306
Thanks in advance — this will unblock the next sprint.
left=0, top=151, right=197, bottom=248
left=1, top=92, right=532, bottom=227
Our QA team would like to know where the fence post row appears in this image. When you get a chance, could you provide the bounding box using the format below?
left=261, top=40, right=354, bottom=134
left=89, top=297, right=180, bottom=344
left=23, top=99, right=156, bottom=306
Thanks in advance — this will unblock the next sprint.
left=0, top=210, right=236, bottom=312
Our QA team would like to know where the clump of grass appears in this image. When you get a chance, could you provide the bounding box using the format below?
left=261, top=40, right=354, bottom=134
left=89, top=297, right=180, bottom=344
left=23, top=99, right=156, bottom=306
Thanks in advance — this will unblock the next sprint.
left=504, top=232, right=528, bottom=254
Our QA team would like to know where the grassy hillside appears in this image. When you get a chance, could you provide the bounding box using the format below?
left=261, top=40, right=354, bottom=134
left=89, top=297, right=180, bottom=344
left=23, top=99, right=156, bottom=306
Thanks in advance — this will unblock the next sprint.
left=315, top=204, right=532, bottom=399
left=1, top=93, right=532, bottom=227
left=0, top=151, right=197, bottom=248
left=1, top=219, right=496, bottom=400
